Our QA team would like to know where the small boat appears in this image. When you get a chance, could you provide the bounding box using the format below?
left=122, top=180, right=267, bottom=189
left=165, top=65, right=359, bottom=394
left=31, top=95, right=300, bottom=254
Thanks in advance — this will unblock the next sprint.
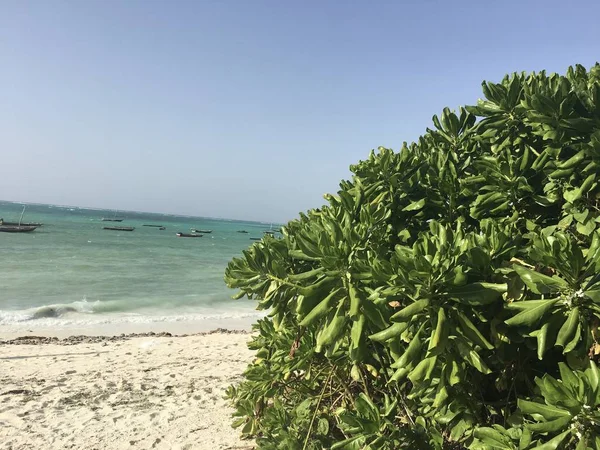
left=103, top=226, right=135, bottom=231
left=177, top=232, right=203, bottom=238
left=0, top=221, right=43, bottom=227
left=0, top=225, right=37, bottom=233
left=143, top=224, right=164, bottom=228
left=0, top=206, right=42, bottom=229
left=191, top=229, right=212, bottom=233
left=264, top=224, right=280, bottom=234
left=102, top=210, right=124, bottom=222
left=237, top=230, right=249, bottom=234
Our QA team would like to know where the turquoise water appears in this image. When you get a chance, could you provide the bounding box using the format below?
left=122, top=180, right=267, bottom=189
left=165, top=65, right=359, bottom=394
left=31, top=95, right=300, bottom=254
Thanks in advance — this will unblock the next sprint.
left=0, top=201, right=271, bottom=331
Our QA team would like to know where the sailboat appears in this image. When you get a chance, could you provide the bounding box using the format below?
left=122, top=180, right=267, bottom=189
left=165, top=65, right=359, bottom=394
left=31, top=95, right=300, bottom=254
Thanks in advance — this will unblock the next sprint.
left=0, top=206, right=38, bottom=233
left=102, top=210, right=124, bottom=222
left=263, top=223, right=279, bottom=236
left=0, top=221, right=42, bottom=227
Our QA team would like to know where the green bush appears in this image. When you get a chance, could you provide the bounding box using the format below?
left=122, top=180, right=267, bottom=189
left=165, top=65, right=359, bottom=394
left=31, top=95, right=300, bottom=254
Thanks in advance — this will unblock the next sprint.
left=224, top=64, right=600, bottom=449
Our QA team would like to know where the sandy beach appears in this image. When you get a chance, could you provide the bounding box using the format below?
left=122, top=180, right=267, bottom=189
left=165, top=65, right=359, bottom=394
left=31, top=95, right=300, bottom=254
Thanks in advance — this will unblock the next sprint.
left=0, top=331, right=255, bottom=450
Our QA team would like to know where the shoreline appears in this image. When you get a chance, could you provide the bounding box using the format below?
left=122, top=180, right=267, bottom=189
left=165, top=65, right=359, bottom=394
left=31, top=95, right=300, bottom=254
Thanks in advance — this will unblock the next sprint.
left=0, top=331, right=256, bottom=449
left=0, top=315, right=259, bottom=340
left=0, top=328, right=250, bottom=345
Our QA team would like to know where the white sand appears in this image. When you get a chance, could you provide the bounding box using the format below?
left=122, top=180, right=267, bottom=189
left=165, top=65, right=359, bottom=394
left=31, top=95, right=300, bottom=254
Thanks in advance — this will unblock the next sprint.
left=0, top=333, right=255, bottom=450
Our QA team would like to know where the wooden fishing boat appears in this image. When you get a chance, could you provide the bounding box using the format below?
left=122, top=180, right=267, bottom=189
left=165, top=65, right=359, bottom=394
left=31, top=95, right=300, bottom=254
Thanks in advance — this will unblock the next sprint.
left=102, top=210, right=124, bottom=222
left=0, top=225, right=37, bottom=233
left=143, top=224, right=164, bottom=227
left=191, top=229, right=212, bottom=233
left=177, top=232, right=203, bottom=238
left=0, top=221, right=43, bottom=227
left=250, top=237, right=262, bottom=241
left=237, top=230, right=249, bottom=234
left=0, top=206, right=42, bottom=228
left=103, top=226, right=135, bottom=231
left=263, top=224, right=280, bottom=234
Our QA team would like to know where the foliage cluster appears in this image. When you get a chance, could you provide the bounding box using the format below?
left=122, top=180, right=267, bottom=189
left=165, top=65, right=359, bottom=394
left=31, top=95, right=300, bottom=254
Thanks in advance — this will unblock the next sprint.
left=225, top=64, right=600, bottom=449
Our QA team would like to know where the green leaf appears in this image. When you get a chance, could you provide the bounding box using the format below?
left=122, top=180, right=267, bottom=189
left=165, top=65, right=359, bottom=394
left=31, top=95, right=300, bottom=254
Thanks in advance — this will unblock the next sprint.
left=563, top=188, right=582, bottom=204
left=432, top=376, right=449, bottom=408
left=528, top=430, right=571, bottom=449
left=526, top=415, right=572, bottom=433
left=449, top=282, right=507, bottom=305
left=299, top=288, right=342, bottom=326
left=408, top=355, right=437, bottom=384
left=558, top=362, right=580, bottom=391
left=513, top=264, right=568, bottom=295
left=428, top=307, right=448, bottom=352
left=448, top=359, right=461, bottom=385
left=316, top=417, right=329, bottom=435
left=519, top=428, right=532, bottom=449
left=390, top=322, right=427, bottom=371
left=455, top=310, right=494, bottom=350
left=349, top=315, right=366, bottom=361
left=288, top=249, right=320, bottom=261
left=539, top=376, right=580, bottom=409
left=288, top=266, right=325, bottom=281
left=584, top=289, right=600, bottom=302
left=348, top=283, right=362, bottom=319
left=369, top=322, right=408, bottom=342
left=456, top=339, right=491, bottom=373
left=585, top=361, right=600, bottom=392
left=472, top=427, right=515, bottom=450
left=563, top=320, right=581, bottom=353
left=577, top=219, right=596, bottom=236
left=505, top=299, right=560, bottom=327
left=518, top=399, right=571, bottom=421
left=403, top=198, right=425, bottom=211
left=315, top=299, right=347, bottom=351
left=390, top=299, right=430, bottom=322
left=556, top=307, right=580, bottom=348
left=449, top=418, right=471, bottom=441
left=361, top=299, right=388, bottom=329
left=531, top=320, right=551, bottom=360
left=331, top=435, right=365, bottom=450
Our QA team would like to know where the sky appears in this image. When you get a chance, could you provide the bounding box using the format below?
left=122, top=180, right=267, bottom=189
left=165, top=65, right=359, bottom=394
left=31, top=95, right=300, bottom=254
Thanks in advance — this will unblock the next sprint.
left=0, top=1, right=598, bottom=223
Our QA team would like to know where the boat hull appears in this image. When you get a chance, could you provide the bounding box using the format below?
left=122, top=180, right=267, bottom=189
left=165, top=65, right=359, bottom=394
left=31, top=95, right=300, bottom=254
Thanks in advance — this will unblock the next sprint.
left=0, top=222, right=43, bottom=227
left=0, top=225, right=37, bottom=233
left=103, top=226, right=135, bottom=231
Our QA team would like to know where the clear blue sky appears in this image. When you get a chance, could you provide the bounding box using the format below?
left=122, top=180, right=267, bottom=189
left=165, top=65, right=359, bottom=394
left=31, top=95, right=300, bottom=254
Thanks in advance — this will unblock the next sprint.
left=1, top=1, right=598, bottom=222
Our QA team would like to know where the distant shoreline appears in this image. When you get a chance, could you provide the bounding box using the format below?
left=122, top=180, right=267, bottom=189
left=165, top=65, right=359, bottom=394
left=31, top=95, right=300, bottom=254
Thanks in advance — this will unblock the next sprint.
left=0, top=198, right=284, bottom=225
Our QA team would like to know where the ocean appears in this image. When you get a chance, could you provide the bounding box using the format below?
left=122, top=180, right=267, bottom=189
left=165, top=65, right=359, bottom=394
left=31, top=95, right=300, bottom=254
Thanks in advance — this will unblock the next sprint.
left=0, top=201, right=270, bottom=335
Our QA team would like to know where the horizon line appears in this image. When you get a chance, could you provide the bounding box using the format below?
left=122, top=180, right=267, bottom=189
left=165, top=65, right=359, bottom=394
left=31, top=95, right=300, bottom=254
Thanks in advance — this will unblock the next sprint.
left=0, top=199, right=285, bottom=226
